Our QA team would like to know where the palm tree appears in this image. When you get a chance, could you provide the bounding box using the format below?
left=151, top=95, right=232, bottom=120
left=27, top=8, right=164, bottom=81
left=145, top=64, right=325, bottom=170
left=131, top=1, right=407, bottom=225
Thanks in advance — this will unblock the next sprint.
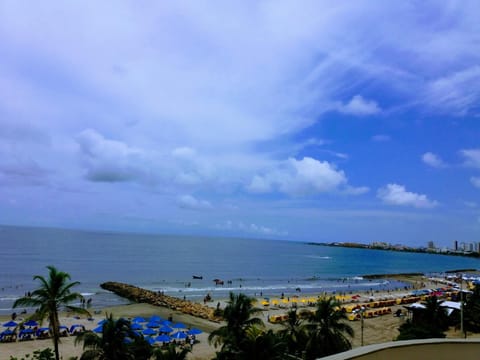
left=278, top=310, right=308, bottom=358
left=464, top=285, right=480, bottom=333
left=239, top=326, right=286, bottom=360
left=75, top=314, right=151, bottom=360
left=153, top=344, right=190, bottom=360
left=304, top=297, right=354, bottom=359
left=208, top=292, right=264, bottom=359
left=13, top=265, right=90, bottom=360
left=397, top=295, right=448, bottom=340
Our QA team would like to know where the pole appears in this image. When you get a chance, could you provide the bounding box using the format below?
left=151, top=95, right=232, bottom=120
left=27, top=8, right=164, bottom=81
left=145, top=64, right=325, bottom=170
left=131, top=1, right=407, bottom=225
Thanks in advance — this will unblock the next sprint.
left=360, top=307, right=365, bottom=346
left=460, top=275, right=464, bottom=337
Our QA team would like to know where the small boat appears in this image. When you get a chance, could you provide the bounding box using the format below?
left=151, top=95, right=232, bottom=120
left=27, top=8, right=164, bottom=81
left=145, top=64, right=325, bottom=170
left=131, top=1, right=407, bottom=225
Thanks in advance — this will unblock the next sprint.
left=192, top=275, right=203, bottom=280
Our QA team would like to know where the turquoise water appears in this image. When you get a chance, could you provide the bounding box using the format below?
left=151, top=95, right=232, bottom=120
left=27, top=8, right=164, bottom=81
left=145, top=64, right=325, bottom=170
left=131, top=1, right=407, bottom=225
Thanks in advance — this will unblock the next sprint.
left=0, top=225, right=478, bottom=314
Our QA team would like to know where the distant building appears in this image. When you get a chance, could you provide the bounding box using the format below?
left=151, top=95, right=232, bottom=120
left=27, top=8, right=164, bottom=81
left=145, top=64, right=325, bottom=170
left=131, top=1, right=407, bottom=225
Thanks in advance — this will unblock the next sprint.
left=427, top=241, right=435, bottom=250
left=453, top=240, right=458, bottom=251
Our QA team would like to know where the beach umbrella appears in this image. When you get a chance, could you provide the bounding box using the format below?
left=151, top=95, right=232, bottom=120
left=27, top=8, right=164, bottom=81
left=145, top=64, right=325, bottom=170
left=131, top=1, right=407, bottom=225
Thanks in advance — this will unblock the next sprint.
left=97, top=319, right=107, bottom=325
left=24, top=319, right=38, bottom=327
left=146, top=321, right=160, bottom=328
left=155, top=334, right=171, bottom=343
left=3, top=320, right=18, bottom=327
left=171, top=331, right=187, bottom=340
left=1, top=329, right=14, bottom=335
left=145, top=336, right=155, bottom=345
left=173, top=322, right=187, bottom=329
left=159, top=325, right=173, bottom=333
left=160, top=320, right=172, bottom=326
left=142, top=328, right=156, bottom=336
left=132, top=316, right=147, bottom=323
left=149, top=315, right=162, bottom=322
left=36, top=327, right=50, bottom=336
left=187, top=328, right=202, bottom=335
left=130, top=323, right=143, bottom=330
left=93, top=326, right=103, bottom=333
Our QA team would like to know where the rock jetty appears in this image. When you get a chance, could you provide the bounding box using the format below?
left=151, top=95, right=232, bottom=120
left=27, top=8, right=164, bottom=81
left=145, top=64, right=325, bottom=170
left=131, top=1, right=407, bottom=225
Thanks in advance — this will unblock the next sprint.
left=100, top=282, right=221, bottom=321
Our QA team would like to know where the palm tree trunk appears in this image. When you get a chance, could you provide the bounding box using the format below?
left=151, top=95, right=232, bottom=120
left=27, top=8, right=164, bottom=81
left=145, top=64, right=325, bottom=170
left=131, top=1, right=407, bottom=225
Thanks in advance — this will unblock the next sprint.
left=51, top=312, right=60, bottom=360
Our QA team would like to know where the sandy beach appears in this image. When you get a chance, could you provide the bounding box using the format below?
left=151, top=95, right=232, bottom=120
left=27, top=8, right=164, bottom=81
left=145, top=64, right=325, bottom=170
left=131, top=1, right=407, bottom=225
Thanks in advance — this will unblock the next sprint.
left=0, top=274, right=477, bottom=360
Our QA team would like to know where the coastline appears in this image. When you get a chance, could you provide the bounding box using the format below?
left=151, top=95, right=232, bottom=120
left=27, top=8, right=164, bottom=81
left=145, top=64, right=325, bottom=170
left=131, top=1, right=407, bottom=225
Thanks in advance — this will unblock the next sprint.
left=2, top=272, right=479, bottom=360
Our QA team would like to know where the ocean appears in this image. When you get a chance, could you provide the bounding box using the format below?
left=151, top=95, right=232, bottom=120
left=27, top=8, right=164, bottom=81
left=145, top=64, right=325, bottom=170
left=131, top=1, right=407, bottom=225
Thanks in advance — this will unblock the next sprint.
left=0, top=225, right=478, bottom=315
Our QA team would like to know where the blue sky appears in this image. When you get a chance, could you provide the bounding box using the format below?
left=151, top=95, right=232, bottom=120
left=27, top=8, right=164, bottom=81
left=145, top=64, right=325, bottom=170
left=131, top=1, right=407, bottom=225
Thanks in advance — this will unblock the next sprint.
left=1, top=1, right=479, bottom=247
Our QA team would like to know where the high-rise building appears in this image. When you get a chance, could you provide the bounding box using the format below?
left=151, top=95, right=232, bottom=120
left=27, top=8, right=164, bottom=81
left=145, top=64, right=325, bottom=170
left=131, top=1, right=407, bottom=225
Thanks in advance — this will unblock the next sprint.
left=453, top=240, right=458, bottom=251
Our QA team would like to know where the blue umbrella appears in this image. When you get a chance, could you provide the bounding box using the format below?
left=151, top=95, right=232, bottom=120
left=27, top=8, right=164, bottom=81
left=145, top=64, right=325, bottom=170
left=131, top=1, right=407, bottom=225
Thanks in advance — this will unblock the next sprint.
left=160, top=320, right=172, bottom=326
left=145, top=336, right=155, bottom=345
left=155, top=334, right=171, bottom=343
left=146, top=322, right=160, bottom=328
left=173, top=322, right=187, bottom=329
left=24, top=320, right=38, bottom=327
left=97, top=319, right=107, bottom=325
left=3, top=320, right=18, bottom=327
left=149, top=315, right=162, bottom=322
left=187, top=328, right=202, bottom=335
left=171, top=331, right=187, bottom=340
left=36, top=327, right=50, bottom=337
left=93, top=326, right=103, bottom=333
left=142, top=328, right=156, bottom=335
left=1, top=329, right=14, bottom=335
left=159, top=325, right=173, bottom=333
left=132, top=316, right=147, bottom=323
left=130, top=323, right=143, bottom=330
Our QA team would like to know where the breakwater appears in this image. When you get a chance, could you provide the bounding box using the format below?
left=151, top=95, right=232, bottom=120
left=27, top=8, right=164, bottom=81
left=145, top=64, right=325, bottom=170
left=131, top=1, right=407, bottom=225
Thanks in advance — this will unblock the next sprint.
left=100, top=282, right=221, bottom=322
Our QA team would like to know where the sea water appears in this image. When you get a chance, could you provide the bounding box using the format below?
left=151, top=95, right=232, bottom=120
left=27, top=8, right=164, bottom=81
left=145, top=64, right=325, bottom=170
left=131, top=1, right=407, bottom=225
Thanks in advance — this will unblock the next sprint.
left=0, top=225, right=478, bottom=315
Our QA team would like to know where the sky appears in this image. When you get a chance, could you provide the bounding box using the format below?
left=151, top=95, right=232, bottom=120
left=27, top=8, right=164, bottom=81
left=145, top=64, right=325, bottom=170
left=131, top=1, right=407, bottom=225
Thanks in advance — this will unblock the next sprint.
left=0, top=1, right=479, bottom=247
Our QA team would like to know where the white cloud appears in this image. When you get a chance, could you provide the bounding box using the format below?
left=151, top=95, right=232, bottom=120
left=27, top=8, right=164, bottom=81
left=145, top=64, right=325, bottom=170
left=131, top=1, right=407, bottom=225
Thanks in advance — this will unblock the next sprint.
left=460, top=149, right=480, bottom=168
left=337, top=95, right=381, bottom=116
left=377, top=184, right=438, bottom=208
left=76, top=129, right=148, bottom=182
left=422, top=152, right=446, bottom=168
left=247, top=157, right=349, bottom=196
left=471, top=177, right=480, bottom=189
left=177, top=195, right=212, bottom=210
left=425, top=66, right=480, bottom=116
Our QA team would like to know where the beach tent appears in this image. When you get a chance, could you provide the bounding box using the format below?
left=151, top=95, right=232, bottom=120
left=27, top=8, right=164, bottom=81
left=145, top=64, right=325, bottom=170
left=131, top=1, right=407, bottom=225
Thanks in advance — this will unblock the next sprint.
left=69, top=324, right=85, bottom=334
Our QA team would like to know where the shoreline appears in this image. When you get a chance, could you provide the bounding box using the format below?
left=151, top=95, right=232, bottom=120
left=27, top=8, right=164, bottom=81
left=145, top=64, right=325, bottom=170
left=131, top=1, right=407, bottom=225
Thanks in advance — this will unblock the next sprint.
left=0, top=272, right=474, bottom=360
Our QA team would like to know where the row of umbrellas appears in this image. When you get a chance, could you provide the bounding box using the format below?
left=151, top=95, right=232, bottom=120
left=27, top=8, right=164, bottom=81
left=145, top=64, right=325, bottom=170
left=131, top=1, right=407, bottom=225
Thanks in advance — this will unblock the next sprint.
left=92, top=315, right=202, bottom=342
left=3, top=320, right=38, bottom=327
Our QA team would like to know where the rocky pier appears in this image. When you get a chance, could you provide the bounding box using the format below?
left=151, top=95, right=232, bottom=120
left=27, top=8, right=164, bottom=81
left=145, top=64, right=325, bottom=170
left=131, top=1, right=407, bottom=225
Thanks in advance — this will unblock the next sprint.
left=100, top=281, right=221, bottom=322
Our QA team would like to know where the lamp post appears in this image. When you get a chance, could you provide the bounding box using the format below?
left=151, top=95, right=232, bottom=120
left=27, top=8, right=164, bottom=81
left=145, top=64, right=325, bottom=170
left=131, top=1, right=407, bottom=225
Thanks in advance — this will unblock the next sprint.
left=360, top=306, right=366, bottom=346
left=460, top=275, right=464, bottom=336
